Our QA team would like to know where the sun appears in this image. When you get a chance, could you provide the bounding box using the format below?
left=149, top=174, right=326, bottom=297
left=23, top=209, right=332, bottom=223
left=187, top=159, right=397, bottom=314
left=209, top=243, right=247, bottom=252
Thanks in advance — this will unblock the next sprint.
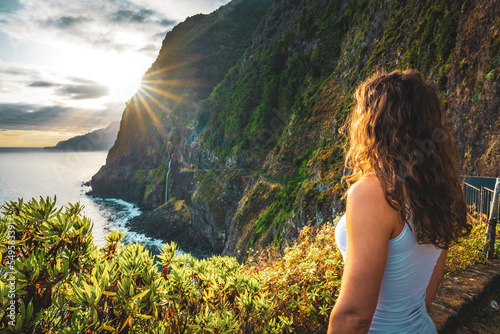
left=53, top=43, right=153, bottom=104
left=96, top=51, right=152, bottom=101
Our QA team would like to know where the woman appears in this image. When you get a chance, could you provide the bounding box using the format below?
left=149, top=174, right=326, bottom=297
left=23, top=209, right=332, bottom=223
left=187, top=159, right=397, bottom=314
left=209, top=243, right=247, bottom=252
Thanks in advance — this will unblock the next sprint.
left=328, top=70, right=470, bottom=333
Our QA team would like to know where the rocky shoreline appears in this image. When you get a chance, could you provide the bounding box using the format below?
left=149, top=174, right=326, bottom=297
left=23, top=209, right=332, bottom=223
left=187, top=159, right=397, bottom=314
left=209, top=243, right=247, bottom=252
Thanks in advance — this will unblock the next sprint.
left=125, top=201, right=216, bottom=259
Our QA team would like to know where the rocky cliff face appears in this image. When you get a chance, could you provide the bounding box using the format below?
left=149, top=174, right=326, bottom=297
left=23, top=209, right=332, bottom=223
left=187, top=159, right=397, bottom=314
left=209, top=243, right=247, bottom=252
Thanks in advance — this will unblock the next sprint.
left=91, top=0, right=274, bottom=207
left=92, top=0, right=499, bottom=259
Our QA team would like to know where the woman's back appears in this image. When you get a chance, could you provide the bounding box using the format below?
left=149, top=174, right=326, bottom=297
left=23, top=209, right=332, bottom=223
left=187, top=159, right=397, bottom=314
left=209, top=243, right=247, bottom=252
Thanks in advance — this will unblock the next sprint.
left=335, top=213, right=442, bottom=333
left=327, top=70, right=469, bottom=333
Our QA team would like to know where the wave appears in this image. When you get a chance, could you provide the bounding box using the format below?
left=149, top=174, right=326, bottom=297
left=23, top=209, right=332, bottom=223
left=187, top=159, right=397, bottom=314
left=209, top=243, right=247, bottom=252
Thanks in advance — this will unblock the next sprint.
left=84, top=192, right=166, bottom=255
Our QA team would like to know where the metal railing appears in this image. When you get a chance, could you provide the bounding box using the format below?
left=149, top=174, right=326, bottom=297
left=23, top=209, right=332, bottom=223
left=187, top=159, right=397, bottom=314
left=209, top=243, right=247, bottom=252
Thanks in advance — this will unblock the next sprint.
left=462, top=182, right=499, bottom=221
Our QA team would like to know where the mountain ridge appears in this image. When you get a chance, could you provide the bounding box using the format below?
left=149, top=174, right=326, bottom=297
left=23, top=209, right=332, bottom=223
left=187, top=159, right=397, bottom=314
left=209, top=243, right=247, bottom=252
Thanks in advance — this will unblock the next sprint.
left=44, top=122, right=119, bottom=151
left=92, top=0, right=499, bottom=259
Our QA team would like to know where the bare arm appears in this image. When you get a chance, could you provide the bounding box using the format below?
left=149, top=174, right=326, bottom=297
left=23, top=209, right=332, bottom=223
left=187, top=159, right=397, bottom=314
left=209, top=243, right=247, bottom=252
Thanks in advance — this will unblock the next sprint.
left=328, top=176, right=398, bottom=334
left=425, top=249, right=447, bottom=308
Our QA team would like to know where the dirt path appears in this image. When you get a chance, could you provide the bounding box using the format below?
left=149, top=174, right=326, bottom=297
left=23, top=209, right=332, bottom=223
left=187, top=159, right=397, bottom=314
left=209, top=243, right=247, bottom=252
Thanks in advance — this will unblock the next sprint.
left=429, top=259, right=500, bottom=333
left=457, top=286, right=500, bottom=333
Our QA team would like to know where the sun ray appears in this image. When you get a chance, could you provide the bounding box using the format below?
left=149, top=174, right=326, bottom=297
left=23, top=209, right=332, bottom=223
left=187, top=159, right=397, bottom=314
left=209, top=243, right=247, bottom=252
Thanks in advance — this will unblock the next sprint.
left=141, top=83, right=184, bottom=103
left=144, top=91, right=171, bottom=116
left=143, top=63, right=185, bottom=79
left=136, top=90, right=168, bottom=140
left=131, top=95, right=146, bottom=134
left=141, top=79, right=199, bottom=88
left=142, top=54, right=205, bottom=79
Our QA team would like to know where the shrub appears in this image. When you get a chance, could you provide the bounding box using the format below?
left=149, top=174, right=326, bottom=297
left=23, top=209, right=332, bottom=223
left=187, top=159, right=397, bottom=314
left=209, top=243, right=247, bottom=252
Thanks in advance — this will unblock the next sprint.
left=444, top=213, right=492, bottom=275
left=0, top=197, right=493, bottom=333
left=0, top=197, right=280, bottom=333
left=247, top=224, right=343, bottom=333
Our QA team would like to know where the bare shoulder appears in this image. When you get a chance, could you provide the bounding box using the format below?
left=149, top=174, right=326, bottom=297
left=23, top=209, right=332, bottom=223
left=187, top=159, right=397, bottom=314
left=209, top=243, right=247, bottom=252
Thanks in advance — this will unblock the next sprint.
left=347, top=174, right=398, bottom=223
left=347, top=174, right=385, bottom=205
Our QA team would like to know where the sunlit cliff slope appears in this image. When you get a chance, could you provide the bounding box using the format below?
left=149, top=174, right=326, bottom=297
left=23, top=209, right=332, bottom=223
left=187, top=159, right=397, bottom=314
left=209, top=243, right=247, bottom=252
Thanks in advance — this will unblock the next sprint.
left=92, top=0, right=500, bottom=258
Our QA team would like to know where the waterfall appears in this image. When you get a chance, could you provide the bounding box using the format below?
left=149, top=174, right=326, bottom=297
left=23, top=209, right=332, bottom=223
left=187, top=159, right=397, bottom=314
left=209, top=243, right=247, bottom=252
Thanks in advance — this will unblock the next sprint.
left=164, top=159, right=172, bottom=203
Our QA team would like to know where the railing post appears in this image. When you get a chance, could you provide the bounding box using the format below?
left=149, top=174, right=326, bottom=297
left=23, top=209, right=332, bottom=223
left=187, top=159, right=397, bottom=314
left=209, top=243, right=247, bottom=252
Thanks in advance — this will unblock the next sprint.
left=483, top=178, right=500, bottom=259
left=480, top=187, right=485, bottom=218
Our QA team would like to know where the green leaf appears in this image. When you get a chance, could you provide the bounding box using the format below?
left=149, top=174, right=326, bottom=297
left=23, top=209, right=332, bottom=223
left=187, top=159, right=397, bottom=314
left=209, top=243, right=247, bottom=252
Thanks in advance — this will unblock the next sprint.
left=132, top=288, right=150, bottom=300
left=29, top=310, right=45, bottom=327
left=136, top=313, right=153, bottom=320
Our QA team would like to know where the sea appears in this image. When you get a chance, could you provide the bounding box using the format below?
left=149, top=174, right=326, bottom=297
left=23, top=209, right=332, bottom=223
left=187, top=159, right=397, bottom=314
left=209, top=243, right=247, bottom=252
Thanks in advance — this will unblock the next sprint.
left=0, top=148, right=165, bottom=254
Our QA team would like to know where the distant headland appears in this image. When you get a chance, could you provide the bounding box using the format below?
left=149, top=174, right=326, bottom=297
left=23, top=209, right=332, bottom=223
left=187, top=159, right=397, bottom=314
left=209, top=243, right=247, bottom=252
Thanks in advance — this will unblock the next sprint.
left=43, top=122, right=119, bottom=151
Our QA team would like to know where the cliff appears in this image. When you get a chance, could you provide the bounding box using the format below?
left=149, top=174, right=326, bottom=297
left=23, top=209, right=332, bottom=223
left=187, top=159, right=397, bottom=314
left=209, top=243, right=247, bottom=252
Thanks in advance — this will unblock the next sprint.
left=92, top=0, right=500, bottom=259
left=44, top=122, right=119, bottom=151
left=92, top=0, right=273, bottom=205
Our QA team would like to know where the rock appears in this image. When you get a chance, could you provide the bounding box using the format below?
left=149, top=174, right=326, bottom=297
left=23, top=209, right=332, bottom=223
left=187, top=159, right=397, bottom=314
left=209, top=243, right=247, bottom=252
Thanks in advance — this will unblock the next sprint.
left=429, top=259, right=500, bottom=333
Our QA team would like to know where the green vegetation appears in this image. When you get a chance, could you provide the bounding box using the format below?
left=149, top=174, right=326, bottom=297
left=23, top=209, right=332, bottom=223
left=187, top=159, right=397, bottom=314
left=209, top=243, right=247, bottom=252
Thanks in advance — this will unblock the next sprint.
left=94, top=0, right=500, bottom=256
left=0, top=197, right=280, bottom=333
left=249, top=178, right=300, bottom=248
left=1, top=197, right=495, bottom=333
left=402, top=0, right=460, bottom=71
left=192, top=0, right=486, bottom=250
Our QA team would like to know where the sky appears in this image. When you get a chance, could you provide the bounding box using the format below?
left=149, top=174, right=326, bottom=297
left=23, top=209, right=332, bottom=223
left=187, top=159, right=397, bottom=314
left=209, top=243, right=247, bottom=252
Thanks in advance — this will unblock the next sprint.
left=0, top=0, right=230, bottom=147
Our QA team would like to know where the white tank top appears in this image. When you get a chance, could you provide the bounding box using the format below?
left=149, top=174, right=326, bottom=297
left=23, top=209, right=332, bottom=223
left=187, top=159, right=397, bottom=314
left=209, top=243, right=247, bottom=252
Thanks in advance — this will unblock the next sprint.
left=335, top=214, right=442, bottom=333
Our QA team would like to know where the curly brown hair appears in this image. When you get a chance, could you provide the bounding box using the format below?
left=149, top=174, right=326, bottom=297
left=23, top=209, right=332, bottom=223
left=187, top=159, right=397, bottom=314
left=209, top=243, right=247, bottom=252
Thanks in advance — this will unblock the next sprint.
left=343, top=70, right=470, bottom=248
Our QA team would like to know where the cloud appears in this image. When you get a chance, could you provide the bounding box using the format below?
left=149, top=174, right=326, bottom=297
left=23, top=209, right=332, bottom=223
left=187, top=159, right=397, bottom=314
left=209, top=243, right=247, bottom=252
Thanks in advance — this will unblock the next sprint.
left=0, top=101, right=123, bottom=132
left=0, top=62, right=50, bottom=96
left=111, top=8, right=154, bottom=23
left=0, top=103, right=68, bottom=130
left=0, top=64, right=111, bottom=104
left=137, top=43, right=160, bottom=54
left=0, top=0, right=171, bottom=53
left=28, top=81, right=56, bottom=88
left=85, top=35, right=130, bottom=52
left=43, top=15, right=92, bottom=29
left=160, top=18, right=176, bottom=26
left=0, top=63, right=33, bottom=76
left=0, top=0, right=231, bottom=55
left=55, top=78, right=110, bottom=100
left=24, top=76, right=110, bottom=100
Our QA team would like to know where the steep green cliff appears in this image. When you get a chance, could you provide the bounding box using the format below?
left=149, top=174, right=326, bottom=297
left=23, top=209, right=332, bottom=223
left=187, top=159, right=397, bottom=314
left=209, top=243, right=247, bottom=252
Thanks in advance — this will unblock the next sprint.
left=91, top=0, right=274, bottom=207
left=92, top=0, right=500, bottom=258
